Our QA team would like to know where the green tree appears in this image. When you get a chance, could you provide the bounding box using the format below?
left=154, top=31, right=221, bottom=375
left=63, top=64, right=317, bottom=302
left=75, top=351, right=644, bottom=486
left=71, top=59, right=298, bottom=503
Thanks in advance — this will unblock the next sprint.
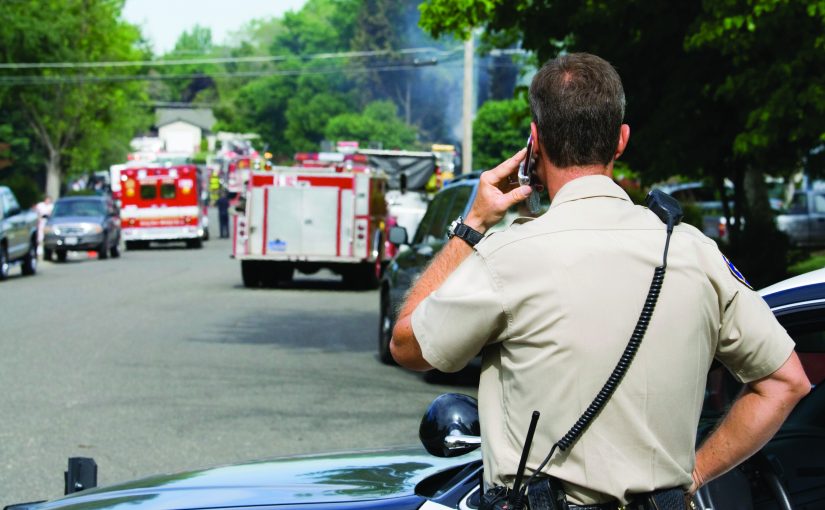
left=217, top=0, right=362, bottom=156
left=419, top=0, right=825, bottom=285
left=325, top=100, right=418, bottom=149
left=0, top=0, right=149, bottom=198
left=156, top=25, right=220, bottom=103
left=273, top=0, right=359, bottom=55
left=473, top=96, right=530, bottom=170
left=0, top=119, right=42, bottom=206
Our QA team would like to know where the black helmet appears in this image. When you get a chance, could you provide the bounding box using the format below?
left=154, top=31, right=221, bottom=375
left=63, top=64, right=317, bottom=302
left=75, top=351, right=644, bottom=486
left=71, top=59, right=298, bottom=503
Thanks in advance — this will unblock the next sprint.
left=419, top=393, right=481, bottom=457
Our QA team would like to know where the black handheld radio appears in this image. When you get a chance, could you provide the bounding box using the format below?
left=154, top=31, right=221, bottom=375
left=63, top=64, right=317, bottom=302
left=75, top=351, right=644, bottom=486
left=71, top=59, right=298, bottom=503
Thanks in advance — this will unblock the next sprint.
left=481, top=190, right=682, bottom=510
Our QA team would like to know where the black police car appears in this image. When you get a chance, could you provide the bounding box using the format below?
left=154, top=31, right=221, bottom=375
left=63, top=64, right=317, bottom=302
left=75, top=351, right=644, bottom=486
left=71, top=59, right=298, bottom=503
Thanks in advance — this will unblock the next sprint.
left=7, top=270, right=825, bottom=510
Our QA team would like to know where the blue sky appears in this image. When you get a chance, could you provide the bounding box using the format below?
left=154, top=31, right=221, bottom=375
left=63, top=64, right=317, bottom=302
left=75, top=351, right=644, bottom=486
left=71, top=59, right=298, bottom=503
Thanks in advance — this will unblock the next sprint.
left=123, top=0, right=308, bottom=54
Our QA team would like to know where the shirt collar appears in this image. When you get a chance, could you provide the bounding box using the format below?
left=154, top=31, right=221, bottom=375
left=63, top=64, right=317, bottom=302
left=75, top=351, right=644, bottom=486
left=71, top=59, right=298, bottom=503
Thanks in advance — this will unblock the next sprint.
left=548, top=174, right=631, bottom=210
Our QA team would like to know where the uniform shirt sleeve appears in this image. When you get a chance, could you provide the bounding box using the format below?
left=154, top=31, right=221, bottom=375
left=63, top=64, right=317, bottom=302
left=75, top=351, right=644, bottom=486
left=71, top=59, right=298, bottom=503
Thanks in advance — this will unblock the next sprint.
left=411, top=251, right=508, bottom=373
left=714, top=260, right=795, bottom=383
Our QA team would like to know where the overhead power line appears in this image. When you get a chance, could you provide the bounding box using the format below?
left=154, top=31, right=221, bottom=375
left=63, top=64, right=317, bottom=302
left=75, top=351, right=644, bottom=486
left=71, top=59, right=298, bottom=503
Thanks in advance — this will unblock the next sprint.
left=0, top=47, right=465, bottom=69
left=0, top=59, right=480, bottom=86
left=0, top=46, right=527, bottom=86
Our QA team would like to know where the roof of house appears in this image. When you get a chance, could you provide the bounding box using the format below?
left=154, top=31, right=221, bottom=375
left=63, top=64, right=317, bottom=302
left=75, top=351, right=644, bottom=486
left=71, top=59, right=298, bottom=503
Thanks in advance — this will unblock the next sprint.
left=156, top=108, right=216, bottom=131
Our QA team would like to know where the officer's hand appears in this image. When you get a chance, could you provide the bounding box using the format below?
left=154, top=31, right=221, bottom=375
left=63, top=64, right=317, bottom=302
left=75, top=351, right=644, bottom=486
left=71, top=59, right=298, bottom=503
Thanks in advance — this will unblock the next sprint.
left=465, top=149, right=533, bottom=233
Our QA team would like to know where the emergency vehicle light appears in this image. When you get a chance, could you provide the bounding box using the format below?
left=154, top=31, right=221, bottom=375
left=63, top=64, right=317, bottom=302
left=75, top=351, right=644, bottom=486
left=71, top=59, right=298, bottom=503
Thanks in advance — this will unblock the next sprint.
left=295, top=152, right=346, bottom=163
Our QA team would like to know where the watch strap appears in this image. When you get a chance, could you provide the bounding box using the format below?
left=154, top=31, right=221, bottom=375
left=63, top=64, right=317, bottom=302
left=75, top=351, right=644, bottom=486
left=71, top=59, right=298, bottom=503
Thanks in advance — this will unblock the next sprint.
left=452, top=222, right=484, bottom=247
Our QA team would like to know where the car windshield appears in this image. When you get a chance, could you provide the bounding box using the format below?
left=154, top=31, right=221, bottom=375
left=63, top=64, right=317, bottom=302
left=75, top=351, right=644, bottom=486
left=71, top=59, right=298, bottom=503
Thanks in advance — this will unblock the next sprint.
left=52, top=200, right=105, bottom=217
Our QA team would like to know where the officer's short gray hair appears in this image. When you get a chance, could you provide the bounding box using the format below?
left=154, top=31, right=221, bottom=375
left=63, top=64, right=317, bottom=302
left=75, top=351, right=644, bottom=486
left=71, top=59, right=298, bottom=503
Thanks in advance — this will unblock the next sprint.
left=528, top=53, right=626, bottom=168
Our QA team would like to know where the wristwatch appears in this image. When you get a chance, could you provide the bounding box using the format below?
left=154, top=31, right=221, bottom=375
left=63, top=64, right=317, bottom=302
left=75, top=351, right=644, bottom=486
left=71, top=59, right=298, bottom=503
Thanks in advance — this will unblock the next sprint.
left=447, top=216, right=484, bottom=247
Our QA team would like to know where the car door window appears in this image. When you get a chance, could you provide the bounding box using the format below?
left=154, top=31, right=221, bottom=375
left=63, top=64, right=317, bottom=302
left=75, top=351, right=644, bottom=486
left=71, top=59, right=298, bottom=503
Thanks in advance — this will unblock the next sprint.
left=445, top=185, right=473, bottom=223
left=413, top=189, right=453, bottom=245
left=3, top=190, right=19, bottom=215
left=813, top=194, right=825, bottom=214
left=425, top=188, right=458, bottom=243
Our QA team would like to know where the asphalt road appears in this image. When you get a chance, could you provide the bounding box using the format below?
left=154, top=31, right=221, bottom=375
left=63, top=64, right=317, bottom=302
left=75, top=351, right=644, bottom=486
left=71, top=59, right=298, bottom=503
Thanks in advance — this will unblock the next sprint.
left=0, top=216, right=478, bottom=506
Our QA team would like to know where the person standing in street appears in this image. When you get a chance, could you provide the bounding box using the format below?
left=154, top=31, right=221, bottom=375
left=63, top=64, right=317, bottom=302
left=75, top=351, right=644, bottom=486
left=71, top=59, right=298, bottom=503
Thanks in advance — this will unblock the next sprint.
left=216, top=191, right=230, bottom=239
left=390, top=53, right=810, bottom=509
left=34, top=195, right=53, bottom=257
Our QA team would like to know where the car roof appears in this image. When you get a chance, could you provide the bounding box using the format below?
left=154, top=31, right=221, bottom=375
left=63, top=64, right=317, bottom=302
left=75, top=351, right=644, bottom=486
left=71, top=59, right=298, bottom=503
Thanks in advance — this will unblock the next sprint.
left=657, top=181, right=733, bottom=193
left=56, top=195, right=107, bottom=202
left=443, top=172, right=482, bottom=188
left=760, top=268, right=825, bottom=311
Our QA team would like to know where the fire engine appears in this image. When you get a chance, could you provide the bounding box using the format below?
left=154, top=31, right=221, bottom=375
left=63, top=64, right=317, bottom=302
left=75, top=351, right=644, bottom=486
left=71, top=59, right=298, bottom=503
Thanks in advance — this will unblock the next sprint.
left=232, top=154, right=388, bottom=289
left=219, top=155, right=260, bottom=195
left=119, top=165, right=208, bottom=249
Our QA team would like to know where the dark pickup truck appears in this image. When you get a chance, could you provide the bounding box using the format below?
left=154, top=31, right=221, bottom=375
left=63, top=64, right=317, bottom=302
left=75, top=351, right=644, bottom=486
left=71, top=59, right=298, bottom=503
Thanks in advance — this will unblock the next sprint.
left=0, top=185, right=39, bottom=280
left=776, top=189, right=825, bottom=248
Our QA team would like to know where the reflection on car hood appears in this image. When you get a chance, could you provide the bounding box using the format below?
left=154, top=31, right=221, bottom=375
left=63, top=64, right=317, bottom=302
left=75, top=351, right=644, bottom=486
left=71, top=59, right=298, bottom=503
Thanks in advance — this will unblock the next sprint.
left=47, top=216, right=104, bottom=226
left=32, top=447, right=477, bottom=510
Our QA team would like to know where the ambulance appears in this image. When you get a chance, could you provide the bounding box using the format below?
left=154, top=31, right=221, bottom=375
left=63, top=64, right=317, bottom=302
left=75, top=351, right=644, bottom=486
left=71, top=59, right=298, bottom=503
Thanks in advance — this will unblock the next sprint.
left=119, top=165, right=208, bottom=249
left=232, top=154, right=388, bottom=289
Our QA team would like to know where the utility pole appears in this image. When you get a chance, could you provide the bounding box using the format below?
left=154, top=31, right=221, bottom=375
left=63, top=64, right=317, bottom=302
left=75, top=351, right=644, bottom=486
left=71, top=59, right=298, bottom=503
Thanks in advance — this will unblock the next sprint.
left=461, top=34, right=474, bottom=175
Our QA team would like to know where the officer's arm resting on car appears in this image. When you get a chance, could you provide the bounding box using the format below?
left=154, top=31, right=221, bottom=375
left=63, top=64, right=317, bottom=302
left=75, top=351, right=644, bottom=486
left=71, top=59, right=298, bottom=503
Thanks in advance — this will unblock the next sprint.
left=690, top=351, right=810, bottom=493
left=390, top=149, right=531, bottom=371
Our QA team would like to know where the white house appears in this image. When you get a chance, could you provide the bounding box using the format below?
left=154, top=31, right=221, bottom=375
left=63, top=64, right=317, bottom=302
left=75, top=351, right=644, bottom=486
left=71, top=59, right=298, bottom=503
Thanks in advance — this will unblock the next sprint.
left=156, top=108, right=216, bottom=155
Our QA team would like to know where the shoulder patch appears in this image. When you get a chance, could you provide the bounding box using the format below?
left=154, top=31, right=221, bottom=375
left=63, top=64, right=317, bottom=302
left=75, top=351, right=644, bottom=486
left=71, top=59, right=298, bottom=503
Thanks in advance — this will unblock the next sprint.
left=722, top=255, right=753, bottom=289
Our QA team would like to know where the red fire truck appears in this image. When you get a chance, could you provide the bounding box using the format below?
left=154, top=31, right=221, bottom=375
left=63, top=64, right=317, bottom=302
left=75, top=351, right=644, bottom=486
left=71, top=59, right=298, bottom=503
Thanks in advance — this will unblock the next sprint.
left=220, top=155, right=256, bottom=195
left=232, top=155, right=388, bottom=288
left=119, top=165, right=208, bottom=249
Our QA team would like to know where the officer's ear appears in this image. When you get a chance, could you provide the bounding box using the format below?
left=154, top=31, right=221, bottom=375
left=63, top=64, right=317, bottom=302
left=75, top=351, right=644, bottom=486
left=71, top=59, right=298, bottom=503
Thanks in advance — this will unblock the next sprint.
left=530, top=122, right=540, bottom=157
left=614, top=124, right=630, bottom=161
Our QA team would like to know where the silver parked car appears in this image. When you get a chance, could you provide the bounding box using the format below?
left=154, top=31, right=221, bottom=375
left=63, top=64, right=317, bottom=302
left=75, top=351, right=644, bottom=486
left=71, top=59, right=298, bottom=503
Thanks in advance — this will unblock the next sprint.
left=776, top=189, right=825, bottom=247
left=44, top=195, right=121, bottom=262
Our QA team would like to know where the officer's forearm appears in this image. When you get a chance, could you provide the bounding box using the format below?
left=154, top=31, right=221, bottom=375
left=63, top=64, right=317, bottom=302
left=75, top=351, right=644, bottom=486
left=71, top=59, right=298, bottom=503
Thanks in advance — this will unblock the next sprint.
left=691, top=353, right=810, bottom=492
left=398, top=237, right=476, bottom=320
left=390, top=237, right=475, bottom=370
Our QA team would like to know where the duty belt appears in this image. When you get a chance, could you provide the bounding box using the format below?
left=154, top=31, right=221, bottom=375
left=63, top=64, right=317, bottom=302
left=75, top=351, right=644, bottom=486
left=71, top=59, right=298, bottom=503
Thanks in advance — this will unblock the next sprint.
left=524, top=478, right=692, bottom=510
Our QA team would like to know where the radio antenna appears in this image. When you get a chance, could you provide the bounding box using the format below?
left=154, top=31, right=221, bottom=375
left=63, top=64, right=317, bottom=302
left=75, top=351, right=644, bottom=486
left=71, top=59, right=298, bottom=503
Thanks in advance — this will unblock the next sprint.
left=508, top=411, right=540, bottom=510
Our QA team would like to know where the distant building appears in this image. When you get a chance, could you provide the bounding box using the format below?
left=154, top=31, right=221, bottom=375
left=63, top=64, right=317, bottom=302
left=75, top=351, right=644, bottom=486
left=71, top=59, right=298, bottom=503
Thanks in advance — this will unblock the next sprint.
left=156, top=108, right=216, bottom=155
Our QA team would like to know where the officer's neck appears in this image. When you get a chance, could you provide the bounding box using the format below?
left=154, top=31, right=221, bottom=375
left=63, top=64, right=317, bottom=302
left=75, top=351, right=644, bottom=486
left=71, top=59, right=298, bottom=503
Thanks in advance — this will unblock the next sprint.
left=543, top=160, right=614, bottom=200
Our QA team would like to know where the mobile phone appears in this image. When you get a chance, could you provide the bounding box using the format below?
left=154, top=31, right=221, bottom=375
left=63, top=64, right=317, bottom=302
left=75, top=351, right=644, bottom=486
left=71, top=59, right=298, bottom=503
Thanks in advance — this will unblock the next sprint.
left=517, top=135, right=541, bottom=214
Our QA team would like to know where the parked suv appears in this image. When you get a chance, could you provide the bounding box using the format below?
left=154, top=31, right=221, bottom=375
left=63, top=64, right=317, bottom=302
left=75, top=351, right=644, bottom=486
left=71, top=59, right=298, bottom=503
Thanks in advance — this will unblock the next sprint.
left=44, top=195, right=121, bottom=262
left=0, top=185, right=38, bottom=280
left=377, top=174, right=548, bottom=364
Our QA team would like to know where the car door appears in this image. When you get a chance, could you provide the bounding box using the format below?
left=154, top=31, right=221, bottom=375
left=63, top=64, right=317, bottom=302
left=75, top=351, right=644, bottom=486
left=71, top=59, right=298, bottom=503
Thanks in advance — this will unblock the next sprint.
left=1, top=188, right=25, bottom=258
left=106, top=199, right=120, bottom=243
left=755, top=304, right=825, bottom=508
left=696, top=300, right=825, bottom=509
left=388, top=185, right=468, bottom=300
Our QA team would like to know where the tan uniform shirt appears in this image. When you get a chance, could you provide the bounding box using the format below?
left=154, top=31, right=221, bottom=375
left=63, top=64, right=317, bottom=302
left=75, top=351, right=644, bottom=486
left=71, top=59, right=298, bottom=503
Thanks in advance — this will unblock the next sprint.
left=411, top=175, right=794, bottom=505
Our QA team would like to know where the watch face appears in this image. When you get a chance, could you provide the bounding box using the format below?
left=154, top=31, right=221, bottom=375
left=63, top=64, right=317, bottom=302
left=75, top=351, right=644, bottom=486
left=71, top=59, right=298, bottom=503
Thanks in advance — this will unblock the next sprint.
left=448, top=217, right=462, bottom=237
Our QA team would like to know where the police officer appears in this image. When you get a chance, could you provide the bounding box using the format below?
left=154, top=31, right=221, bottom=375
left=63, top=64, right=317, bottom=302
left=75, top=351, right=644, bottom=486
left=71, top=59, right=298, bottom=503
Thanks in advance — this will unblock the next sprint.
left=390, top=53, right=810, bottom=508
